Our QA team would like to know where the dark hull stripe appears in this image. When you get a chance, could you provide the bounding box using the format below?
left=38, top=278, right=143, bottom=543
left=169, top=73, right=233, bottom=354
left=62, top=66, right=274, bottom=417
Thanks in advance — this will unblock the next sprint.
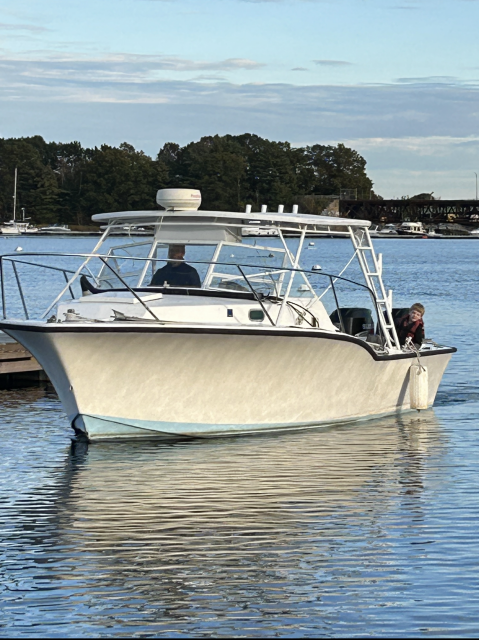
left=0, top=321, right=457, bottom=362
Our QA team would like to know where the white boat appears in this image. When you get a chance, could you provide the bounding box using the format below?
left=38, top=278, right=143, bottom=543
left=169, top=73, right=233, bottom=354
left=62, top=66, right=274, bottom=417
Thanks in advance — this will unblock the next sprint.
left=242, top=226, right=279, bottom=237
left=242, top=227, right=279, bottom=237
left=397, top=221, right=426, bottom=236
left=38, top=225, right=72, bottom=234
left=242, top=205, right=282, bottom=237
left=0, top=188, right=456, bottom=441
left=1, top=169, right=20, bottom=235
left=0, top=172, right=38, bottom=235
left=378, top=224, right=398, bottom=236
left=1, top=221, right=39, bottom=235
left=0, top=221, right=22, bottom=235
left=426, top=228, right=443, bottom=238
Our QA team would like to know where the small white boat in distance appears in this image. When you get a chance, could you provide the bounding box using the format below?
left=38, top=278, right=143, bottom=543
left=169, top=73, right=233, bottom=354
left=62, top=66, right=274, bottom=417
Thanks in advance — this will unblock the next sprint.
left=397, top=221, right=426, bottom=236
left=378, top=224, right=398, bottom=236
left=242, top=226, right=279, bottom=237
left=0, top=221, right=22, bottom=235
left=426, top=228, right=443, bottom=238
left=0, top=188, right=456, bottom=441
left=38, top=225, right=72, bottom=234
left=0, top=221, right=38, bottom=235
left=1, top=172, right=38, bottom=234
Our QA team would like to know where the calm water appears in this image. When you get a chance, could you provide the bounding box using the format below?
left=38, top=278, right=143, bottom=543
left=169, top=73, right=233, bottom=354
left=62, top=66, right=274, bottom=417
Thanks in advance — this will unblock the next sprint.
left=1, top=237, right=478, bottom=637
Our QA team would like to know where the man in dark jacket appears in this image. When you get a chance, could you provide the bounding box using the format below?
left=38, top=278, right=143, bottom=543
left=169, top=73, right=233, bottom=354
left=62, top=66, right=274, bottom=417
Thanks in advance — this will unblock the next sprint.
left=149, top=244, right=201, bottom=288
left=396, top=303, right=425, bottom=347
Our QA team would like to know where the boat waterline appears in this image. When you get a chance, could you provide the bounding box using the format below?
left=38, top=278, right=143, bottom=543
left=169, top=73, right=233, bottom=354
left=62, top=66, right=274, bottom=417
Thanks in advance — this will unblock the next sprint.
left=75, top=406, right=432, bottom=440
left=1, top=323, right=454, bottom=440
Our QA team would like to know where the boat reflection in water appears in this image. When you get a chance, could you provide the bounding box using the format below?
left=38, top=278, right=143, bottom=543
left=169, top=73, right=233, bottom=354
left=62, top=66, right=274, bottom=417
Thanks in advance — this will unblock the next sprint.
left=3, top=409, right=446, bottom=634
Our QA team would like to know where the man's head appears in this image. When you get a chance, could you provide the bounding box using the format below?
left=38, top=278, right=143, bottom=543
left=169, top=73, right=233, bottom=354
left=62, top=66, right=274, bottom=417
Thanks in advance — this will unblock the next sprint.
left=409, top=303, right=425, bottom=322
left=168, top=244, right=186, bottom=265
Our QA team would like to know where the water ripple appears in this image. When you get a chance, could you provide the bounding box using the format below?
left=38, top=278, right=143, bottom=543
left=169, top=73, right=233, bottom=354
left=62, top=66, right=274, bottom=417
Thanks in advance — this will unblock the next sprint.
left=1, top=238, right=479, bottom=637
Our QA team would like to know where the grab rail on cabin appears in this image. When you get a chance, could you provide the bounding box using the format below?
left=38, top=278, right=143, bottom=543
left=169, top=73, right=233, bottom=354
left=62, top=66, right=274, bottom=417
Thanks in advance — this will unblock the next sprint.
left=0, top=252, right=384, bottom=340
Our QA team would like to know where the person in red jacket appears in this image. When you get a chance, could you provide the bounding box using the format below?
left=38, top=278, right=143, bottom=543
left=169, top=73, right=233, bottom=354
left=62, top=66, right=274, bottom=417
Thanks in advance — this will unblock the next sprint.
left=396, top=303, right=425, bottom=347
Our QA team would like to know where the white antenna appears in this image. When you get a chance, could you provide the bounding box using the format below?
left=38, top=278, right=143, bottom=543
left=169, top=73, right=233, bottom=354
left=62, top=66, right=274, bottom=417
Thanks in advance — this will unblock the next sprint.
left=245, top=204, right=252, bottom=214
left=278, top=205, right=284, bottom=213
left=13, top=167, right=17, bottom=222
left=292, top=204, right=298, bottom=214
left=261, top=204, right=267, bottom=213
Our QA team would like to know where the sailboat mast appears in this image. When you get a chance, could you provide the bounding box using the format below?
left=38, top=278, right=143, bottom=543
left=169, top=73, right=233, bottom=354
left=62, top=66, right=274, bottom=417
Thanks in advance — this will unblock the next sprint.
left=13, top=167, right=17, bottom=222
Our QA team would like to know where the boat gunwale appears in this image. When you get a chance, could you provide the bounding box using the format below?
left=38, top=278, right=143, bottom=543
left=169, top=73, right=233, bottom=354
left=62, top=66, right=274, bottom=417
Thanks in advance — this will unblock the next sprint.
left=0, top=320, right=457, bottom=362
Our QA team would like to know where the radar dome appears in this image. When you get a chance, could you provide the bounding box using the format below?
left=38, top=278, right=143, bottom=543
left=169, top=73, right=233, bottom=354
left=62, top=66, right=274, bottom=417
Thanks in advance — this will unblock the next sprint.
left=156, top=188, right=201, bottom=211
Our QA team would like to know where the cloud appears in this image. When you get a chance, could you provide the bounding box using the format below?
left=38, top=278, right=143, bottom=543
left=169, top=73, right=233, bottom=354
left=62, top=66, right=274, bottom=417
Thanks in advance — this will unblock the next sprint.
left=0, top=53, right=265, bottom=86
left=333, top=135, right=479, bottom=198
left=292, top=67, right=308, bottom=71
left=339, top=135, right=479, bottom=165
left=391, top=4, right=420, bottom=9
left=1, top=54, right=478, bottom=138
left=188, top=74, right=229, bottom=82
left=313, top=59, right=352, bottom=67
left=3, top=93, right=478, bottom=199
left=396, top=76, right=464, bottom=84
left=0, top=22, right=50, bottom=33
left=1, top=49, right=479, bottom=199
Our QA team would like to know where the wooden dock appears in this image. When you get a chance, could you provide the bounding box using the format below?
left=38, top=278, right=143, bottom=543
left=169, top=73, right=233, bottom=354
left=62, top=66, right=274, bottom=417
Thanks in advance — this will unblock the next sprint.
left=0, top=332, right=48, bottom=388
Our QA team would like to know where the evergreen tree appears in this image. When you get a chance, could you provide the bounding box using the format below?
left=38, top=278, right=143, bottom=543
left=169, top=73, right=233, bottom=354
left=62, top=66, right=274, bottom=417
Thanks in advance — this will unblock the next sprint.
left=159, top=135, right=247, bottom=210
left=79, top=143, right=165, bottom=217
left=304, top=143, right=373, bottom=198
left=0, top=137, right=61, bottom=224
left=0, top=134, right=375, bottom=224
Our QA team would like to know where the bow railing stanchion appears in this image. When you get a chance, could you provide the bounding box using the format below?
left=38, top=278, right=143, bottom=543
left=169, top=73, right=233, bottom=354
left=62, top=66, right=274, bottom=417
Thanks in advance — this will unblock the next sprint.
left=11, top=260, right=29, bottom=320
left=41, top=226, right=111, bottom=319
left=330, top=275, right=345, bottom=334
left=98, top=257, right=162, bottom=323
left=62, top=270, right=75, bottom=299
left=0, top=256, right=5, bottom=320
left=0, top=252, right=382, bottom=338
left=277, top=227, right=307, bottom=325
left=9, top=258, right=84, bottom=276
left=237, top=265, right=275, bottom=326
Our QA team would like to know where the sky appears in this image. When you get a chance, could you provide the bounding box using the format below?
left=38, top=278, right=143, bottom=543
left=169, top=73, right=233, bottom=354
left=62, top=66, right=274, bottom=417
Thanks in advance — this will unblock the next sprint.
left=1, top=0, right=479, bottom=199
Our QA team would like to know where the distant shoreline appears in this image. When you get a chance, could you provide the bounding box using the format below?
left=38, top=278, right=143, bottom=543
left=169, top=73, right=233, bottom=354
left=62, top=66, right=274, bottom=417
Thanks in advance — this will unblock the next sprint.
left=1, top=232, right=477, bottom=239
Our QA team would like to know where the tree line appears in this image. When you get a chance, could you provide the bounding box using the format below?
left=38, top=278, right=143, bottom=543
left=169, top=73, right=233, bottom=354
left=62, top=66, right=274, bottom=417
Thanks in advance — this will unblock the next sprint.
left=0, top=134, right=375, bottom=226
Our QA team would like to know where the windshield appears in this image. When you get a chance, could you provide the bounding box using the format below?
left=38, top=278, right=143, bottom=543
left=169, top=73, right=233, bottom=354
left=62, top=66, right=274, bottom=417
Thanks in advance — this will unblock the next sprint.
left=205, top=242, right=287, bottom=296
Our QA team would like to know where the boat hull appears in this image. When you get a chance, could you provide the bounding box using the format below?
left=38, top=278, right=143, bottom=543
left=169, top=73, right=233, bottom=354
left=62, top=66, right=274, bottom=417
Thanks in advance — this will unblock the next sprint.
left=396, top=231, right=425, bottom=236
left=0, top=324, right=454, bottom=440
left=1, top=228, right=21, bottom=235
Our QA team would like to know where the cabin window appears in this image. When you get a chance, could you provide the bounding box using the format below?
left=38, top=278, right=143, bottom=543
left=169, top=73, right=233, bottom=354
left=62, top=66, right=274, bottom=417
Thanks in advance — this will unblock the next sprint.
left=249, top=309, right=265, bottom=322
left=207, top=244, right=286, bottom=297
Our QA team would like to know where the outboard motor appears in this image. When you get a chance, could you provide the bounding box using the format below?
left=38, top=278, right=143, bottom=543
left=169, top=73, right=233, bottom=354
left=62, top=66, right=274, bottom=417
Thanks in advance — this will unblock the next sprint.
left=376, top=307, right=411, bottom=336
left=391, top=307, right=410, bottom=323
left=330, top=308, right=374, bottom=336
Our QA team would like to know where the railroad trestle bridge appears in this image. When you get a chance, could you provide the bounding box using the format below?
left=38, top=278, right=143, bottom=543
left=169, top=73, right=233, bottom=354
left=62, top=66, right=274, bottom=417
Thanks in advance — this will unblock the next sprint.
left=339, top=200, right=479, bottom=226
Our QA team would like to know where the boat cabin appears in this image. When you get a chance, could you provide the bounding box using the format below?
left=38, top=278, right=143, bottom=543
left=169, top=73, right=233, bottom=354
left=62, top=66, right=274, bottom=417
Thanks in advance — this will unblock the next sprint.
left=1, top=189, right=403, bottom=351
left=398, top=221, right=426, bottom=235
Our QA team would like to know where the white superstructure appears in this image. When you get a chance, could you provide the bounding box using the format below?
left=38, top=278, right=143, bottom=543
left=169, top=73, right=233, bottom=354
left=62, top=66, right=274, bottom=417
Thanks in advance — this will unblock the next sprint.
left=397, top=221, right=426, bottom=236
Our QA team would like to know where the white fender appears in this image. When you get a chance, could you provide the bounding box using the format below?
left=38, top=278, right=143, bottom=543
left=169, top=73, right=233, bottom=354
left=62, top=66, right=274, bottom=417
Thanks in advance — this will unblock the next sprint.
left=409, top=363, right=429, bottom=410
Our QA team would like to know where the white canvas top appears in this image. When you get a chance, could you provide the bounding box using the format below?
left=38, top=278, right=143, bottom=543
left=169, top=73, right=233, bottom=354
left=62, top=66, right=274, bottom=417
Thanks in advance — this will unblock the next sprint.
left=92, top=209, right=370, bottom=229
